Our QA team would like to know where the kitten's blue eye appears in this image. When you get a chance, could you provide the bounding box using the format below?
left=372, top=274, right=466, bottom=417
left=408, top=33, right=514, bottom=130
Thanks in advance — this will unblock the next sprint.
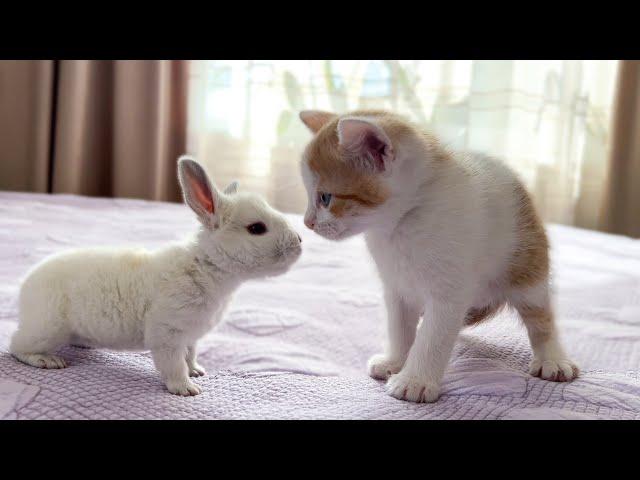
left=319, top=192, right=332, bottom=207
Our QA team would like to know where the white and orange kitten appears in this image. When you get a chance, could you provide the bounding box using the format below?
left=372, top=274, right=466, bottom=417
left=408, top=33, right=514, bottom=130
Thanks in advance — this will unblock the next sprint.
left=298, top=110, right=578, bottom=403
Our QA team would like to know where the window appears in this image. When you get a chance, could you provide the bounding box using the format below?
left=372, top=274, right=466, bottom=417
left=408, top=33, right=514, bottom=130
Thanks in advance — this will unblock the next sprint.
left=187, top=60, right=619, bottom=229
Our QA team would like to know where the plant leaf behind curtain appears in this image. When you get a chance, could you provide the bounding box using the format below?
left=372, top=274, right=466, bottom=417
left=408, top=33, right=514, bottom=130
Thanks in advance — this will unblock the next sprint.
left=186, top=60, right=619, bottom=229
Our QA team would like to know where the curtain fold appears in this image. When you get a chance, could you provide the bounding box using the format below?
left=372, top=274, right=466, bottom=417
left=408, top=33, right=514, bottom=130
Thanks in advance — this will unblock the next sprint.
left=0, top=60, right=187, bottom=202
left=0, top=60, right=54, bottom=192
left=53, top=60, right=187, bottom=201
left=599, top=60, right=640, bottom=237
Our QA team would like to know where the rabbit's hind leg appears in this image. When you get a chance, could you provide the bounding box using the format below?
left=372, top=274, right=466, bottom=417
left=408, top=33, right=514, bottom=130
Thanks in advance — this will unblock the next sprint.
left=12, top=352, right=67, bottom=369
left=10, top=323, right=70, bottom=369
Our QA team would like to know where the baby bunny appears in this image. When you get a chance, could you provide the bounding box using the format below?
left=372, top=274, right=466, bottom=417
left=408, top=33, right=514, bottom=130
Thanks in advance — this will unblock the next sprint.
left=10, top=157, right=302, bottom=396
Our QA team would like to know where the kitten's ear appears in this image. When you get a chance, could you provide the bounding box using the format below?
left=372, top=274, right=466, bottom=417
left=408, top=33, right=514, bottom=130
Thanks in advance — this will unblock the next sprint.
left=299, top=110, right=337, bottom=134
left=224, top=181, right=239, bottom=195
left=337, top=117, right=395, bottom=174
left=177, top=156, right=222, bottom=228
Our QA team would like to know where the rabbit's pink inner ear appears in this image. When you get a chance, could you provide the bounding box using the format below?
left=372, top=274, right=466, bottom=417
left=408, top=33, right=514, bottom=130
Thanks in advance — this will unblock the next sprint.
left=190, top=176, right=215, bottom=214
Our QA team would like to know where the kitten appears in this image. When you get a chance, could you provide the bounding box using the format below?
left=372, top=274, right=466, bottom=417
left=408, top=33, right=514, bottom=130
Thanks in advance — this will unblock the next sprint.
left=298, top=109, right=578, bottom=403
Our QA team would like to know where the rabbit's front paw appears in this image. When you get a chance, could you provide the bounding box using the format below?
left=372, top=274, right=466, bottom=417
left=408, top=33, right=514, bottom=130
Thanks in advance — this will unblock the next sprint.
left=166, top=379, right=202, bottom=396
left=189, top=364, right=206, bottom=377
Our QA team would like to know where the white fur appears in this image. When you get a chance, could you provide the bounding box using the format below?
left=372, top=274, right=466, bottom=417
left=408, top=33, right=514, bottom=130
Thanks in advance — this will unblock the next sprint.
left=10, top=157, right=302, bottom=396
left=301, top=116, right=577, bottom=403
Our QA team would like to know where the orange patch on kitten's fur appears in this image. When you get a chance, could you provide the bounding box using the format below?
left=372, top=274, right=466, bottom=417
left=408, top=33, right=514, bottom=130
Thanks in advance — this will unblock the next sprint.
left=303, top=110, right=450, bottom=220
left=508, top=183, right=550, bottom=287
left=303, top=109, right=550, bottom=291
left=303, top=108, right=553, bottom=333
left=300, top=108, right=579, bottom=399
left=303, top=112, right=390, bottom=217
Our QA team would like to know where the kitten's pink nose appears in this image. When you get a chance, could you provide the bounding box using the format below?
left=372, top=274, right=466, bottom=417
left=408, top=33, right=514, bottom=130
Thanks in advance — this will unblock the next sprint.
left=304, top=215, right=316, bottom=230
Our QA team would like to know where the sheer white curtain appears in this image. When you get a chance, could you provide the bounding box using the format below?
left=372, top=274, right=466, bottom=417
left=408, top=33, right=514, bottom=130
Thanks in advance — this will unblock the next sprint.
left=187, top=60, right=619, bottom=228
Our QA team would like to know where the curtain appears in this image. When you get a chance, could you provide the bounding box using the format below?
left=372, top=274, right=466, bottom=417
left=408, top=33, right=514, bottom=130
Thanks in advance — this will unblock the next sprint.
left=599, top=60, right=640, bottom=238
left=0, top=60, right=54, bottom=192
left=0, top=60, right=188, bottom=202
left=187, top=60, right=620, bottom=230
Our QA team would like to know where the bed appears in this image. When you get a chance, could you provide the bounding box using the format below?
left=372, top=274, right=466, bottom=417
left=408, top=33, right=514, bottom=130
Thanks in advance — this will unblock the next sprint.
left=1, top=191, right=639, bottom=420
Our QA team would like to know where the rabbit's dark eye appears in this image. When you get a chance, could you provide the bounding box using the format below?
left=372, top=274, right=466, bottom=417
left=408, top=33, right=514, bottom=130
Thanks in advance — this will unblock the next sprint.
left=246, top=222, right=267, bottom=235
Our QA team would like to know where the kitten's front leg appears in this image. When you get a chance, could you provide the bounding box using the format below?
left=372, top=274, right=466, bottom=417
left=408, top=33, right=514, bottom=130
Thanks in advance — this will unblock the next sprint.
left=386, top=296, right=467, bottom=403
left=152, top=347, right=202, bottom=396
left=368, top=291, right=420, bottom=380
left=186, top=344, right=206, bottom=377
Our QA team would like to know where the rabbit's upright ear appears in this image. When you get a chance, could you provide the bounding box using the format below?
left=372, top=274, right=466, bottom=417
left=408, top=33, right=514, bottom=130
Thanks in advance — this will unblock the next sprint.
left=223, top=181, right=239, bottom=195
left=177, top=156, right=222, bottom=228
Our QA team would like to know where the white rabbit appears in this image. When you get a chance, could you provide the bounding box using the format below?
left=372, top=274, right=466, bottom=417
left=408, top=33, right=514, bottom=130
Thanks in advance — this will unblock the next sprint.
left=10, top=157, right=302, bottom=396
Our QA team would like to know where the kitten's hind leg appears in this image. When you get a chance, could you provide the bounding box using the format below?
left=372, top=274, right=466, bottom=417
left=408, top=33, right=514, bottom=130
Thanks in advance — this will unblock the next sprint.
left=511, top=282, right=579, bottom=382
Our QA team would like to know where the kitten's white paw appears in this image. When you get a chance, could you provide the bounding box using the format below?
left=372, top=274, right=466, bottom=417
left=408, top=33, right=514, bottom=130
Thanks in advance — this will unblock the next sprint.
left=529, top=358, right=579, bottom=382
left=166, top=379, right=202, bottom=396
left=367, top=354, right=404, bottom=380
left=189, top=364, right=207, bottom=377
left=386, top=372, right=440, bottom=403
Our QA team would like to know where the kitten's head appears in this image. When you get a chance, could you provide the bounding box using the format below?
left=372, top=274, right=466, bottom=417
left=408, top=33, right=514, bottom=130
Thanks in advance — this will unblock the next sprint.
left=298, top=110, right=412, bottom=241
left=177, top=156, right=302, bottom=278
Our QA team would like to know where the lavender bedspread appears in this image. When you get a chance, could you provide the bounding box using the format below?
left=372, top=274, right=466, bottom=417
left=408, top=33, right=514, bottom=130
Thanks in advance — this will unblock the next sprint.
left=1, top=191, right=639, bottom=420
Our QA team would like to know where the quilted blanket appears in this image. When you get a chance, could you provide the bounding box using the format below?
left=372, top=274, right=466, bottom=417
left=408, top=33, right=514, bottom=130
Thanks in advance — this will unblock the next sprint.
left=1, top=191, right=639, bottom=419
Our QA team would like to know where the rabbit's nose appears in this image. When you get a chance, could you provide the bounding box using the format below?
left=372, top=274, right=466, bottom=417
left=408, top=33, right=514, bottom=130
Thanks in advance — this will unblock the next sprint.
left=296, top=234, right=302, bottom=243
